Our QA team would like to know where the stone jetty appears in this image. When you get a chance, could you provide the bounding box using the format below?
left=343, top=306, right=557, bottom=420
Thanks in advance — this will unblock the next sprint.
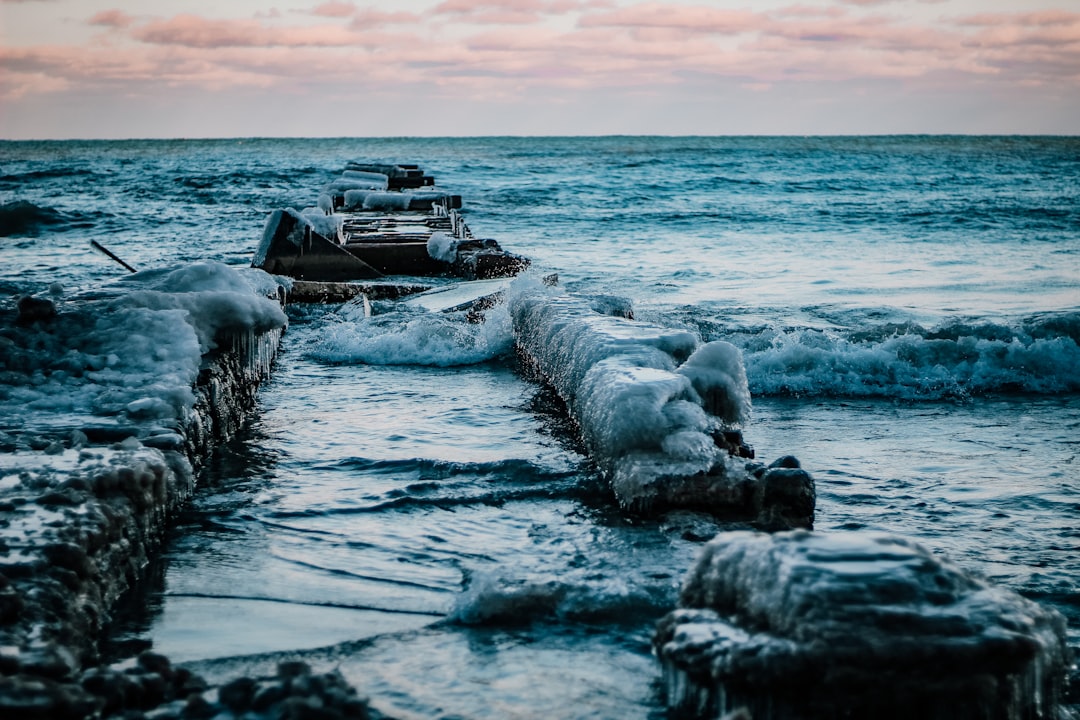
left=0, top=262, right=287, bottom=717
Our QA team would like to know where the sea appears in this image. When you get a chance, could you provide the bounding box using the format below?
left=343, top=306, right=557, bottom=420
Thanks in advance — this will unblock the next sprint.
left=1, top=136, right=1078, bottom=718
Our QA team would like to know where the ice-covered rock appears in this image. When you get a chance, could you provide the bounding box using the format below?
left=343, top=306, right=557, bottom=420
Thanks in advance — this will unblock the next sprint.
left=0, top=262, right=286, bottom=715
left=654, top=530, right=1070, bottom=719
left=510, top=288, right=812, bottom=526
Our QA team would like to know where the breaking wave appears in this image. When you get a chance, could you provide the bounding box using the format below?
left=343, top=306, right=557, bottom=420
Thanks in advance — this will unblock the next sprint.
left=734, top=313, right=1080, bottom=400
left=312, top=305, right=515, bottom=367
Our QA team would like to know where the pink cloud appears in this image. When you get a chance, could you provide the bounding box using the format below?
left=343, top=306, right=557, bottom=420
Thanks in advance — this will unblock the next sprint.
left=311, top=2, right=356, bottom=18
left=5, top=2, right=1080, bottom=110
left=348, top=9, right=426, bottom=29
left=432, top=0, right=606, bottom=24
left=580, top=3, right=759, bottom=34
left=131, top=15, right=362, bottom=48
left=88, top=10, right=135, bottom=29
left=834, top=0, right=947, bottom=5
left=955, top=10, right=1080, bottom=28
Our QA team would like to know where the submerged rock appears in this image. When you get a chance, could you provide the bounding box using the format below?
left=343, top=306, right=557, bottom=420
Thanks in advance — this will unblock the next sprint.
left=654, top=530, right=1070, bottom=720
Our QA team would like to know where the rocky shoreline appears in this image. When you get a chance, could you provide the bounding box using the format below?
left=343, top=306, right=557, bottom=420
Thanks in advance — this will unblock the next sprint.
left=2, top=261, right=1074, bottom=719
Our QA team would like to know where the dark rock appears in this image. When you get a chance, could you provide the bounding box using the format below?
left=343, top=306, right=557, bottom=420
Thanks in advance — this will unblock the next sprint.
left=251, top=681, right=288, bottom=711
left=35, top=489, right=86, bottom=507
left=281, top=694, right=340, bottom=720
left=42, top=542, right=95, bottom=579
left=16, top=296, right=57, bottom=325
left=756, top=467, right=816, bottom=531
left=0, top=587, right=24, bottom=624
left=218, top=676, right=257, bottom=712
left=79, top=426, right=139, bottom=444
left=768, top=455, right=801, bottom=469
left=183, top=692, right=216, bottom=719
left=136, top=651, right=172, bottom=679
left=278, top=660, right=313, bottom=681
left=172, top=667, right=207, bottom=695
left=0, top=673, right=100, bottom=720
left=19, top=644, right=79, bottom=681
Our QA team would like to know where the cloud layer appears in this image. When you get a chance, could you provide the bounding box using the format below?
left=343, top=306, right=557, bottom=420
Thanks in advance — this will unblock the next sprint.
left=2, top=0, right=1078, bottom=136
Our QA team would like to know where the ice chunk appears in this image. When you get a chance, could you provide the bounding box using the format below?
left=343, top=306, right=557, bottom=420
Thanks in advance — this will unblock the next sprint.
left=301, top=206, right=344, bottom=243
left=655, top=530, right=1070, bottom=719
left=427, top=231, right=457, bottom=263
left=361, top=192, right=413, bottom=211
left=339, top=170, right=390, bottom=188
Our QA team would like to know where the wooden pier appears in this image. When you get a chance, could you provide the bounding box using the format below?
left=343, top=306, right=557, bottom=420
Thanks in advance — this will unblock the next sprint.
left=254, top=163, right=528, bottom=287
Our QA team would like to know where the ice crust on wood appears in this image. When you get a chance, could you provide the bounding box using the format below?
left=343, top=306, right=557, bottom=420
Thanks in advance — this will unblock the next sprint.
left=654, top=530, right=1070, bottom=719
left=509, top=287, right=812, bottom=525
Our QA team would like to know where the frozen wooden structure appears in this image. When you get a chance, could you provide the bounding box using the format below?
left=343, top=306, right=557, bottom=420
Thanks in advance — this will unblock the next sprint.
left=253, top=163, right=529, bottom=288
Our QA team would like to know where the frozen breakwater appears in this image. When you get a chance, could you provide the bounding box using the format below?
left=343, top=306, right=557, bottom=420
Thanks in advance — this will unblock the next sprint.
left=654, top=531, right=1070, bottom=720
left=510, top=288, right=815, bottom=529
left=0, top=263, right=287, bottom=716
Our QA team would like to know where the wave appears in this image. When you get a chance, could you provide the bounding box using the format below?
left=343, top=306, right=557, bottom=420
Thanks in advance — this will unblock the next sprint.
left=730, top=313, right=1080, bottom=400
left=0, top=167, right=98, bottom=183
left=311, top=305, right=515, bottom=367
left=0, top=200, right=69, bottom=236
left=323, top=456, right=577, bottom=482
left=266, top=485, right=576, bottom=518
left=449, top=571, right=672, bottom=627
left=0, top=200, right=106, bottom=236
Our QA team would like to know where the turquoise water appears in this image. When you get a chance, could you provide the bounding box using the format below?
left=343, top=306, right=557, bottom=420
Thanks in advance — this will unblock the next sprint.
left=2, top=136, right=1079, bottom=717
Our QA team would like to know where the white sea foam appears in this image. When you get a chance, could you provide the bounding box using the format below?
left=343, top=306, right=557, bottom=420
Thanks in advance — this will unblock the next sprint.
left=313, top=305, right=514, bottom=367
left=449, top=570, right=664, bottom=626
left=738, top=322, right=1080, bottom=399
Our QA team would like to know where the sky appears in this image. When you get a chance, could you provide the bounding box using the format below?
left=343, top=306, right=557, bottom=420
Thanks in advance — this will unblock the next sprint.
left=1, top=0, right=1078, bottom=138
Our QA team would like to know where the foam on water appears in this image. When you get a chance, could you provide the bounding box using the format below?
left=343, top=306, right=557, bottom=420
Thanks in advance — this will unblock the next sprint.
left=312, top=304, right=515, bottom=367
left=721, top=313, right=1080, bottom=400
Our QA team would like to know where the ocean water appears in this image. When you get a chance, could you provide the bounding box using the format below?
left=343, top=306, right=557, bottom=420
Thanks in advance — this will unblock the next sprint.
left=2, top=136, right=1079, bottom=717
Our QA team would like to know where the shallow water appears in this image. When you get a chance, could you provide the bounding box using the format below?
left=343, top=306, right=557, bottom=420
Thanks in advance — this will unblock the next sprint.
left=2, top=136, right=1078, bottom=717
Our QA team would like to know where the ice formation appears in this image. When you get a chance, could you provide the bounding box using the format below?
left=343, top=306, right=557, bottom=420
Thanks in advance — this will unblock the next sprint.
left=2, top=262, right=286, bottom=428
left=342, top=190, right=412, bottom=211
left=301, top=206, right=345, bottom=243
left=427, top=231, right=458, bottom=263
left=654, top=530, right=1070, bottom=719
left=0, top=261, right=287, bottom=715
left=510, top=287, right=812, bottom=525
